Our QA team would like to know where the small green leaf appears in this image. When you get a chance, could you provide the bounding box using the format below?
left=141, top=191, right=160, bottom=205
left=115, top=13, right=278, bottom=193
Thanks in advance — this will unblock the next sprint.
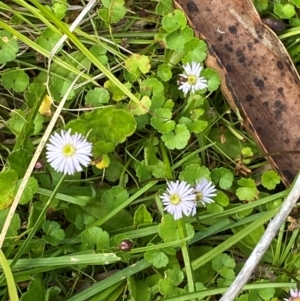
left=128, top=96, right=151, bottom=116
left=183, top=38, right=207, bottom=63
left=261, top=170, right=280, bottom=190
left=85, top=87, right=110, bottom=106
left=162, top=10, right=187, bottom=32
left=128, top=277, right=151, bottom=301
left=157, top=64, right=172, bottom=82
left=134, top=204, right=153, bottom=226
left=161, top=124, right=190, bottom=150
left=144, top=250, right=169, bottom=268
left=253, top=0, right=268, bottom=12
left=292, top=0, right=300, bottom=8
left=7, top=149, right=31, bottom=178
left=158, top=268, right=184, bottom=298
left=101, top=186, right=129, bottom=207
left=42, top=220, right=65, bottom=245
left=179, top=116, right=208, bottom=133
left=0, top=30, right=19, bottom=64
left=1, top=69, right=29, bottom=92
left=236, top=178, right=258, bottom=201
left=151, top=108, right=175, bottom=134
left=21, top=274, right=45, bottom=301
left=81, top=226, right=110, bottom=249
left=156, top=0, right=173, bottom=15
left=165, top=27, right=194, bottom=51
left=215, top=191, right=230, bottom=207
left=90, top=45, right=108, bottom=64
left=274, top=3, right=295, bottom=19
left=104, top=80, right=132, bottom=101
left=211, top=167, right=234, bottom=190
left=179, top=164, right=210, bottom=185
left=0, top=208, right=20, bottom=237
left=52, top=2, right=67, bottom=20
left=98, top=0, right=126, bottom=23
left=202, top=68, right=220, bottom=92
left=36, top=28, right=62, bottom=52
left=18, top=177, right=39, bottom=205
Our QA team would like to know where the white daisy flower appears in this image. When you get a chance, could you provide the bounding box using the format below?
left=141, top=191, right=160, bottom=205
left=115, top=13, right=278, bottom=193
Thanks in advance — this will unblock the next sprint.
left=178, top=62, right=208, bottom=95
left=46, top=129, right=93, bottom=175
left=194, top=178, right=217, bottom=206
left=284, top=288, right=300, bottom=301
left=160, top=180, right=197, bottom=220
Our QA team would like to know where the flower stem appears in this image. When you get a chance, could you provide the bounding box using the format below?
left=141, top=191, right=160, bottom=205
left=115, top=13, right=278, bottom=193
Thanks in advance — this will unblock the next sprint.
left=177, top=218, right=196, bottom=300
left=159, top=140, right=173, bottom=179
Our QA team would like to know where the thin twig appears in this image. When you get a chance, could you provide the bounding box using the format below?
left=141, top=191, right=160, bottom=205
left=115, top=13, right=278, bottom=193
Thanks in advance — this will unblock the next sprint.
left=220, top=172, right=300, bottom=301
left=0, top=0, right=96, bottom=249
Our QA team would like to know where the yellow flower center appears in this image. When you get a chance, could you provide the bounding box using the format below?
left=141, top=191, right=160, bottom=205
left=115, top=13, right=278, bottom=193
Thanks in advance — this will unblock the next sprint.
left=187, top=75, right=197, bottom=85
left=195, top=192, right=203, bottom=203
left=170, top=194, right=181, bottom=205
left=63, top=144, right=75, bottom=157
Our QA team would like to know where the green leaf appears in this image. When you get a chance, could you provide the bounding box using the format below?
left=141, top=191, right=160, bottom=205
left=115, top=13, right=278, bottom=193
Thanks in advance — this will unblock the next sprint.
left=215, top=191, right=229, bottom=207
left=68, top=107, right=136, bottom=145
left=158, top=268, right=184, bottom=298
left=162, top=10, right=187, bottom=32
left=125, top=54, right=151, bottom=77
left=292, top=0, right=300, bottom=8
left=0, top=170, right=18, bottom=209
left=202, top=68, right=220, bottom=92
left=183, top=38, right=207, bottom=63
left=212, top=253, right=236, bottom=271
left=81, top=226, right=110, bottom=249
left=7, top=109, right=26, bottom=137
left=133, top=204, right=153, bottom=226
left=157, top=64, right=172, bottom=82
left=93, top=141, right=115, bottom=156
left=42, top=220, right=65, bottom=245
left=253, top=0, right=268, bottom=12
left=18, top=177, right=39, bottom=205
left=101, top=186, right=129, bottom=207
left=158, top=214, right=194, bottom=243
left=140, top=78, right=165, bottom=110
left=151, top=108, right=175, bottom=134
left=1, top=68, right=29, bottom=92
left=144, top=250, right=169, bottom=268
left=85, top=87, right=110, bottom=106
left=0, top=208, right=20, bottom=237
left=166, top=27, right=193, bottom=51
left=236, top=178, right=258, bottom=201
left=128, top=276, right=151, bottom=301
left=52, top=2, right=67, bottom=20
left=274, top=3, right=295, bottom=19
left=7, top=149, right=31, bottom=178
left=36, top=28, right=62, bottom=52
left=211, top=167, right=234, bottom=189
left=0, top=30, right=19, bottom=64
left=261, top=170, right=280, bottom=190
left=156, top=0, right=173, bottom=15
left=179, top=116, right=208, bottom=133
left=128, top=96, right=151, bottom=116
left=104, top=80, right=132, bottom=101
left=161, top=124, right=190, bottom=150
left=90, top=45, right=108, bottom=65
left=21, top=274, right=45, bottom=301
left=179, top=164, right=210, bottom=185
left=98, top=0, right=126, bottom=23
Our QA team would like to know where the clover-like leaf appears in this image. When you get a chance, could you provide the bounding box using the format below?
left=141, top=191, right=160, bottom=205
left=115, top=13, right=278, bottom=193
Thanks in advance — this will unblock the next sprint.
left=236, top=178, right=258, bottom=201
left=36, top=28, right=62, bottom=52
left=85, top=87, right=110, bottom=106
left=144, top=250, right=169, bottom=268
left=157, top=64, right=172, bottom=82
left=202, top=68, right=221, bottom=92
left=183, top=38, right=208, bottom=63
left=42, top=220, right=65, bottom=245
left=253, top=0, right=268, bottom=12
left=98, top=0, right=126, bottom=23
left=125, top=54, right=151, bottom=77
left=90, top=45, right=108, bottom=65
left=81, top=226, right=110, bottom=249
left=211, top=167, right=234, bottom=190
left=179, top=116, right=208, bottom=134
left=261, top=170, right=280, bottom=190
left=165, top=27, right=193, bottom=51
left=52, top=1, right=67, bottom=20
left=21, top=274, right=45, bottom=301
left=161, top=124, right=190, bottom=150
left=151, top=108, right=175, bottom=134
left=274, top=3, right=295, bottom=18
left=0, top=30, right=19, bottom=64
left=104, top=80, right=132, bottom=101
left=162, top=10, right=187, bottom=32
left=1, top=68, right=29, bottom=92
left=158, top=268, right=185, bottom=298
left=101, top=186, right=129, bottom=208
left=179, top=164, right=210, bottom=185
left=129, top=96, right=151, bottom=115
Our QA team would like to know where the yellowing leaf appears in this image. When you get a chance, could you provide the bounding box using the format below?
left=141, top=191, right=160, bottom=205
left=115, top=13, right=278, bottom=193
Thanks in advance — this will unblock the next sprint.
left=39, top=95, right=52, bottom=116
left=128, top=96, right=151, bottom=115
left=92, top=154, right=110, bottom=169
left=125, top=54, right=151, bottom=77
